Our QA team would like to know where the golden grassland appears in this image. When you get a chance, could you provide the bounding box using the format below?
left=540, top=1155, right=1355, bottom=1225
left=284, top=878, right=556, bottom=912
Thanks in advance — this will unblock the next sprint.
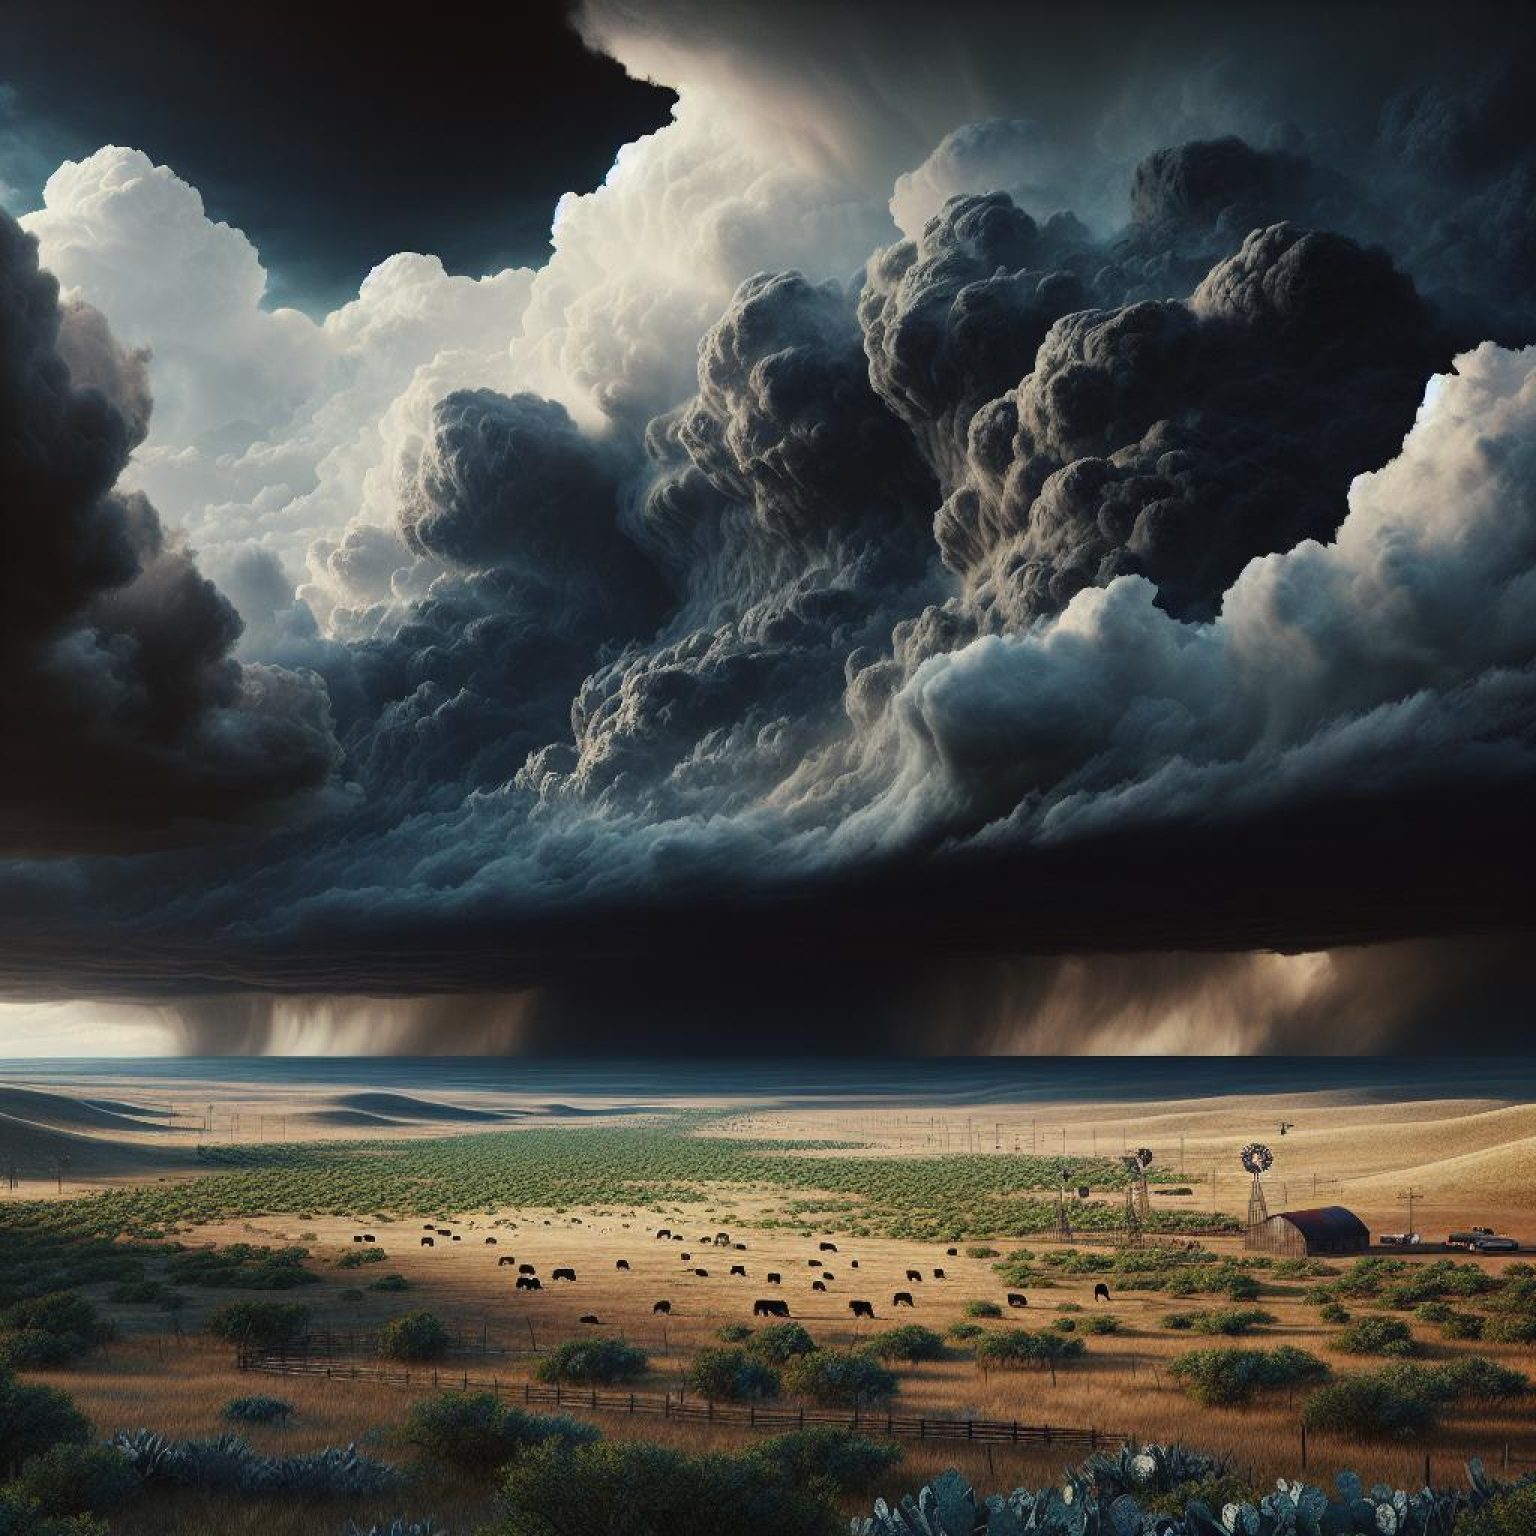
left=5, top=1074, right=1536, bottom=1532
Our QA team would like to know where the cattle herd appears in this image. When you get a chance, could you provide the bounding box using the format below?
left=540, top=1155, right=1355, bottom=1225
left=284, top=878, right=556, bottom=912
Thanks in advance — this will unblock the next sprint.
left=366, top=1217, right=1085, bottom=1332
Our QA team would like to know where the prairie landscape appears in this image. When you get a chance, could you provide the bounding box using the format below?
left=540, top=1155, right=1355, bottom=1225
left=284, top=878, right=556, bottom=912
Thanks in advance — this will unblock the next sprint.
left=0, top=1061, right=1534, bottom=1534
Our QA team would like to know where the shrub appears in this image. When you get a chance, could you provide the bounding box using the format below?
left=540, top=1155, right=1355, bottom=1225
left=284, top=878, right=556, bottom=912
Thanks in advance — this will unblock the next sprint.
left=494, top=1440, right=841, bottom=1536
left=12, top=1443, right=138, bottom=1516
left=745, top=1322, right=816, bottom=1364
left=1181, top=1306, right=1277, bottom=1337
left=0, top=1293, right=114, bottom=1366
left=783, top=1350, right=898, bottom=1407
left=1302, top=1374, right=1439, bottom=1438
left=946, top=1322, right=984, bottom=1342
left=404, top=1392, right=599, bottom=1473
left=108, top=1280, right=172, bottom=1305
left=752, top=1429, right=901, bottom=1494
left=368, top=1273, right=410, bottom=1292
left=862, top=1326, right=945, bottom=1362
left=377, top=1311, right=450, bottom=1363
left=1169, top=1346, right=1329, bottom=1407
left=1430, top=1356, right=1529, bottom=1403
left=1051, top=1317, right=1076, bottom=1332
left=206, top=1301, right=310, bottom=1348
left=963, top=1300, right=1002, bottom=1319
left=686, top=1347, right=781, bottom=1401
left=963, top=1247, right=1000, bottom=1260
left=1456, top=1483, right=1536, bottom=1535
left=0, top=1487, right=108, bottom=1535
left=1078, top=1314, right=1121, bottom=1335
left=1442, top=1310, right=1485, bottom=1340
left=337, top=1249, right=388, bottom=1270
left=1484, top=1315, right=1536, bottom=1345
left=0, top=1369, right=92, bottom=1474
left=166, top=1244, right=318, bottom=1291
left=1417, top=1301, right=1454, bottom=1324
left=536, top=1338, right=647, bottom=1385
left=1163, top=1312, right=1196, bottom=1331
left=223, top=1396, right=295, bottom=1425
left=1319, top=1302, right=1351, bottom=1325
left=716, top=1324, right=753, bottom=1344
left=974, top=1328, right=1086, bottom=1373
left=1336, top=1315, right=1418, bottom=1356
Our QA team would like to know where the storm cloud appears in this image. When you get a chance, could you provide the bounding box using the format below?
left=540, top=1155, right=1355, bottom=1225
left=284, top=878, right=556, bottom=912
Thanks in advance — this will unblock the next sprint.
left=0, top=0, right=1534, bottom=1050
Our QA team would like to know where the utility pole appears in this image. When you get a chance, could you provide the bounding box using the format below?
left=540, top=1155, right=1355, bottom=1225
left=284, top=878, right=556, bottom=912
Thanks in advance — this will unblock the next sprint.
left=1398, top=1186, right=1425, bottom=1237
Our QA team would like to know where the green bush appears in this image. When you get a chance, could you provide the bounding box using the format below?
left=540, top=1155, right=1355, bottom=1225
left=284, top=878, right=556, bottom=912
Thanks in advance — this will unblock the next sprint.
left=963, top=1247, right=1000, bottom=1260
left=716, top=1324, right=753, bottom=1344
left=1319, top=1302, right=1351, bottom=1325
left=205, top=1300, right=310, bottom=1348
left=1335, top=1315, right=1418, bottom=1357
left=222, top=1395, right=294, bottom=1424
left=783, top=1349, right=898, bottom=1407
left=166, top=1244, right=317, bottom=1291
left=494, top=1440, right=842, bottom=1536
left=1416, top=1301, right=1454, bottom=1324
left=0, top=1368, right=92, bottom=1476
left=744, top=1323, right=815, bottom=1364
left=963, top=1300, right=1001, bottom=1319
left=368, top=1273, right=410, bottom=1293
left=946, top=1322, right=984, bottom=1342
left=536, top=1338, right=647, bottom=1385
left=1169, top=1346, right=1329, bottom=1407
left=1442, top=1310, right=1485, bottom=1340
left=405, top=1391, right=598, bottom=1473
left=1078, top=1314, right=1121, bottom=1335
left=974, top=1328, right=1086, bottom=1372
left=107, top=1280, right=172, bottom=1305
left=11, top=1443, right=138, bottom=1516
left=1177, top=1307, right=1277, bottom=1337
left=378, top=1310, right=451, bottom=1362
left=0, top=1293, right=113, bottom=1367
left=751, top=1428, right=901, bottom=1494
left=686, top=1347, right=780, bottom=1401
left=1455, top=1483, right=1536, bottom=1535
left=862, top=1326, right=945, bottom=1362
left=337, top=1248, right=388, bottom=1270
left=1484, top=1315, right=1536, bottom=1345
left=1162, top=1312, right=1196, bottom=1331
left=1301, top=1374, right=1438, bottom=1438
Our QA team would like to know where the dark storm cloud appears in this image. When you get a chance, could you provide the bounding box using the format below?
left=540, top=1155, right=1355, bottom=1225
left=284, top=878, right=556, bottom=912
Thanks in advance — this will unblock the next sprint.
left=1, top=0, right=1535, bottom=1051
left=0, top=210, right=341, bottom=853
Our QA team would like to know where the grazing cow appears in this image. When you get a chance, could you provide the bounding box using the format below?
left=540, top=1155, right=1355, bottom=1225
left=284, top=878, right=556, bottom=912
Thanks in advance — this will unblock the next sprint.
left=849, top=1300, right=876, bottom=1319
left=516, top=1276, right=542, bottom=1291
left=552, top=1268, right=576, bottom=1282
left=819, top=1242, right=838, bottom=1253
left=808, top=1259, right=821, bottom=1268
left=905, top=1270, right=923, bottom=1283
left=672, top=1235, right=684, bottom=1242
left=423, top=1223, right=435, bottom=1231
left=1094, top=1283, right=1112, bottom=1303
left=733, top=1242, right=747, bottom=1251
left=850, top=1260, right=859, bottom=1269
left=946, top=1248, right=958, bottom=1257
left=421, top=1237, right=434, bottom=1247
left=579, top=1314, right=600, bottom=1324
left=821, top=1272, right=835, bottom=1281
left=498, top=1257, right=516, bottom=1267
left=653, top=1300, right=672, bottom=1314
left=485, top=1238, right=497, bottom=1245
left=436, top=1229, right=450, bottom=1236
left=656, top=1229, right=671, bottom=1240
left=812, top=1280, right=826, bottom=1292
left=363, top=1234, right=376, bottom=1243
left=352, top=1235, right=364, bottom=1243
left=694, top=1268, right=709, bottom=1278
left=715, top=1232, right=730, bottom=1246
left=893, top=1291, right=915, bottom=1307
left=730, top=1264, right=746, bottom=1277
left=754, top=1299, right=791, bottom=1318
left=766, top=1272, right=782, bottom=1285
left=1007, top=1293, right=1028, bottom=1308
left=933, top=1268, right=946, bottom=1279
left=451, top=1235, right=461, bottom=1243
left=519, top=1263, right=536, bottom=1275
left=616, top=1259, right=630, bottom=1271
left=681, top=1253, right=691, bottom=1262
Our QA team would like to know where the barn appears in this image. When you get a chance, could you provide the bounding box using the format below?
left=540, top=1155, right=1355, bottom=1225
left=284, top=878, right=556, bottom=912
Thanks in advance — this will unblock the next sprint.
left=1244, top=1206, right=1370, bottom=1257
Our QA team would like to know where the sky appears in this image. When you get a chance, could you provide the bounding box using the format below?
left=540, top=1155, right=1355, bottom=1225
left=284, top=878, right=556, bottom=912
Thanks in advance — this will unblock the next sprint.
left=0, top=0, right=1534, bottom=1056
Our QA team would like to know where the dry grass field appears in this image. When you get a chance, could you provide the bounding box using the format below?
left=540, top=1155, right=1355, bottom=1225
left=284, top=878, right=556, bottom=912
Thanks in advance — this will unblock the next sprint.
left=3, top=1070, right=1536, bottom=1532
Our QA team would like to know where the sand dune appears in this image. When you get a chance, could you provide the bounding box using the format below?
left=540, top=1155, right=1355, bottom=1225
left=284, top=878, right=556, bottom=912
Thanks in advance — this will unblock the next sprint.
left=0, top=1084, right=171, bottom=1134
left=304, top=1108, right=406, bottom=1127
left=328, top=1091, right=515, bottom=1122
left=0, top=1111, right=188, bottom=1175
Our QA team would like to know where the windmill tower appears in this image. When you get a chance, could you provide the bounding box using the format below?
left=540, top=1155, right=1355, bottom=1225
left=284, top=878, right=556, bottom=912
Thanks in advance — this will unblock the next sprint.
left=1052, top=1165, right=1073, bottom=1243
left=1127, top=1147, right=1154, bottom=1227
left=1241, top=1142, right=1274, bottom=1229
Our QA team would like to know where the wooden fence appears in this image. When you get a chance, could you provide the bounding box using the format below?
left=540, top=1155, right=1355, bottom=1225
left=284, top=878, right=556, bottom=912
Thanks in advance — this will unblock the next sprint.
left=236, top=1347, right=1124, bottom=1450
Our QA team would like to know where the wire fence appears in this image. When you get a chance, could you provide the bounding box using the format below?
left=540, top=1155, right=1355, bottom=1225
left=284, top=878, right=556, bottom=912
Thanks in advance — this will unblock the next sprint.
left=236, top=1345, right=1125, bottom=1450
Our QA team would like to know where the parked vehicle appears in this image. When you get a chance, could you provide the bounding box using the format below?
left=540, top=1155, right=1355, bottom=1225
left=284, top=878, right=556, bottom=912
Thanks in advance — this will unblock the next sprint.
left=1473, top=1235, right=1519, bottom=1252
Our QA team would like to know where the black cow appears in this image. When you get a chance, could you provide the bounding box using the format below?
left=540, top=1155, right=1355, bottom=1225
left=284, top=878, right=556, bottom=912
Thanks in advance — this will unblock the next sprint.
left=905, top=1270, right=923, bottom=1282
left=423, top=1223, right=436, bottom=1231
left=352, top=1235, right=364, bottom=1243
left=672, top=1235, right=684, bottom=1242
left=579, top=1314, right=600, bottom=1324
left=552, top=1268, right=576, bottom=1282
left=451, top=1235, right=461, bottom=1242
left=729, top=1264, right=746, bottom=1277
left=694, top=1268, right=709, bottom=1278
left=848, top=1299, right=875, bottom=1319
left=766, top=1272, right=781, bottom=1285
left=933, top=1268, right=946, bottom=1279
left=516, top=1276, right=542, bottom=1291
left=893, top=1291, right=915, bottom=1307
left=656, top=1229, right=671, bottom=1240
left=1094, top=1283, right=1112, bottom=1303
left=819, top=1241, right=838, bottom=1252
left=421, top=1237, right=434, bottom=1247
left=1007, top=1293, right=1028, bottom=1308
left=363, top=1234, right=376, bottom=1243
left=616, top=1259, right=630, bottom=1270
left=653, top=1300, right=671, bottom=1314
left=946, top=1248, right=958, bottom=1257
left=808, top=1259, right=821, bottom=1268
left=812, top=1280, right=826, bottom=1292
left=485, top=1237, right=497, bottom=1245
left=681, top=1253, right=691, bottom=1262
left=519, top=1263, right=536, bottom=1275
left=733, top=1242, right=747, bottom=1251
left=754, top=1298, right=791, bottom=1317
left=850, top=1260, right=859, bottom=1269
left=821, top=1271, right=835, bottom=1281
left=436, top=1229, right=451, bottom=1236
left=715, top=1232, right=731, bottom=1246
left=498, top=1256, right=515, bottom=1267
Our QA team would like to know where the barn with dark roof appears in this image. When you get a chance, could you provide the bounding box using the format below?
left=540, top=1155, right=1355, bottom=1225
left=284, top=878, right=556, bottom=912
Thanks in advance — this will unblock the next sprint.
left=1244, top=1206, right=1370, bottom=1257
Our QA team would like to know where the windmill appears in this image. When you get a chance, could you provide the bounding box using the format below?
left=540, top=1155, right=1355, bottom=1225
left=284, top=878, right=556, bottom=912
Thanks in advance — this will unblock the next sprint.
left=1241, top=1142, right=1274, bottom=1228
left=1052, top=1165, right=1074, bottom=1243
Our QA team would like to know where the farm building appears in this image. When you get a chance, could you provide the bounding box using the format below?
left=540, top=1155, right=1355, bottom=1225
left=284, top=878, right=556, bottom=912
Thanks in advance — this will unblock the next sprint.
left=1244, top=1206, right=1370, bottom=1256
